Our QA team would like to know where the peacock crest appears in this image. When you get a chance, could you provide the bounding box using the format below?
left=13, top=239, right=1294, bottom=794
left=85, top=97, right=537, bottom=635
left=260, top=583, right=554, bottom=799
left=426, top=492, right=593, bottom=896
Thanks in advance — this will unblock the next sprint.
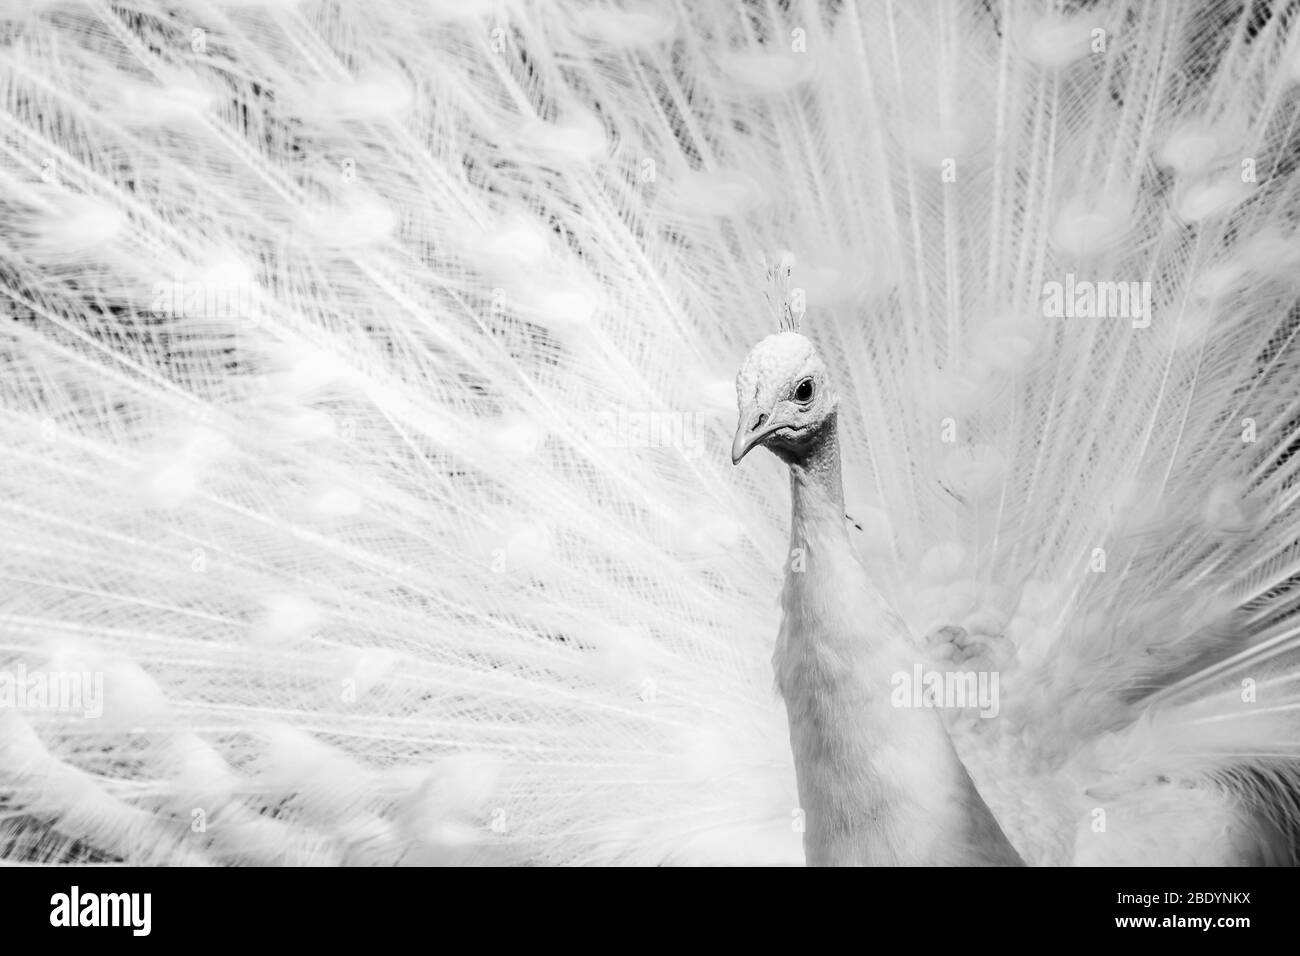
left=761, top=251, right=803, bottom=333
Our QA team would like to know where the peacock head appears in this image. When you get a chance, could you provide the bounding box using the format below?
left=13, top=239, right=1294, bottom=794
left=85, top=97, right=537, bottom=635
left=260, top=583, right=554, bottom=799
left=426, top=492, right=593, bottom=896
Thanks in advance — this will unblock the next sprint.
left=731, top=331, right=838, bottom=464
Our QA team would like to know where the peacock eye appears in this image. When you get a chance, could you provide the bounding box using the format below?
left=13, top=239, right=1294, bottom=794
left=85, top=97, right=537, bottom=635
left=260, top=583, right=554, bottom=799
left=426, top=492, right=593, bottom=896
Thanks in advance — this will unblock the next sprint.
left=794, top=378, right=814, bottom=403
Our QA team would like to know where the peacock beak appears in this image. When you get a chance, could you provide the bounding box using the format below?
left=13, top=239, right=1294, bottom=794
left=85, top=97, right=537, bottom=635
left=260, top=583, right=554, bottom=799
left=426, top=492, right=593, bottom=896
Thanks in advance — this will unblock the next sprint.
left=731, top=406, right=781, bottom=464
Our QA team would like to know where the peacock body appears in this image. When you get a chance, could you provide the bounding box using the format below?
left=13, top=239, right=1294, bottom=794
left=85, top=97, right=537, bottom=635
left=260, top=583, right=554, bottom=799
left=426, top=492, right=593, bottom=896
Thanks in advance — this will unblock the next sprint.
left=3, top=0, right=1300, bottom=866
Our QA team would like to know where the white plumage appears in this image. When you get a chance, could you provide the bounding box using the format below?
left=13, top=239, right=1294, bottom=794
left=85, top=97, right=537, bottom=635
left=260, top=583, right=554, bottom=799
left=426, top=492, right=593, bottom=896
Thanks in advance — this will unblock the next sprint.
left=2, top=0, right=1300, bottom=865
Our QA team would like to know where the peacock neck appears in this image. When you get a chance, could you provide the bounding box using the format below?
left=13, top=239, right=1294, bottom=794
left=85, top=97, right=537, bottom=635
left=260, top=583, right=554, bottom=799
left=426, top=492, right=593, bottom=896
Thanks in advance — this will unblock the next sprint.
left=775, top=415, right=1023, bottom=867
left=785, top=415, right=845, bottom=521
